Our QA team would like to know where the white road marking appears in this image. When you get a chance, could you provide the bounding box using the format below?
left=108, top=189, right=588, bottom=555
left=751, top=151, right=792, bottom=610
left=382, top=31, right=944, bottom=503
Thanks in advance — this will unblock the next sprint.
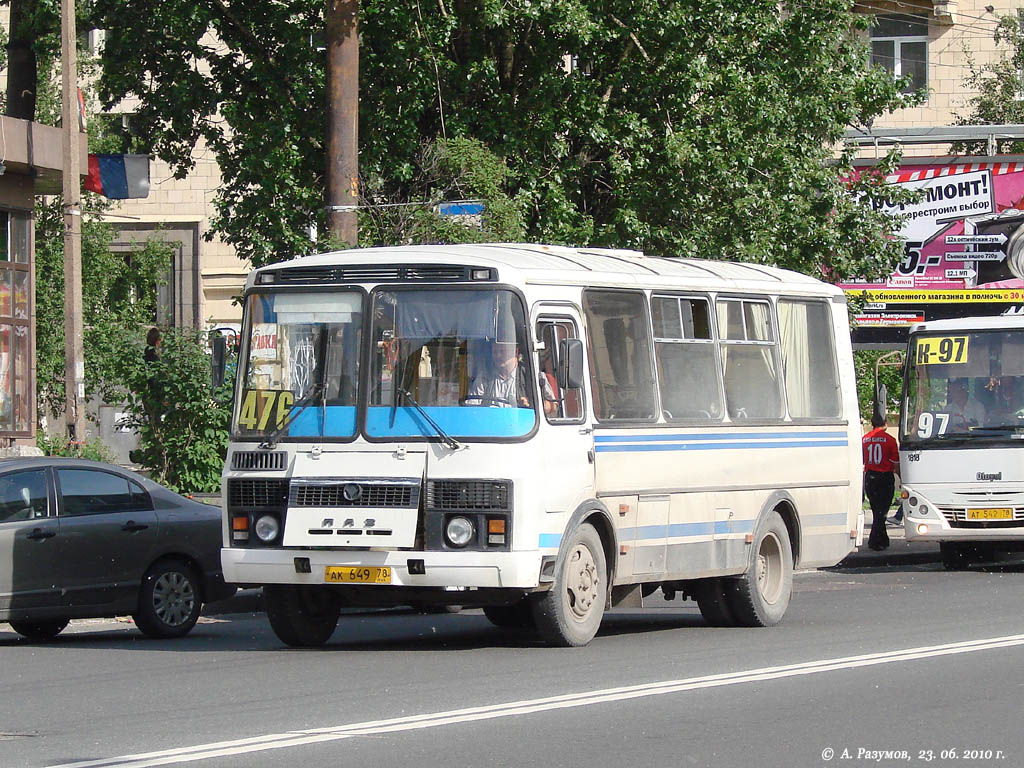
left=49, top=633, right=1024, bottom=768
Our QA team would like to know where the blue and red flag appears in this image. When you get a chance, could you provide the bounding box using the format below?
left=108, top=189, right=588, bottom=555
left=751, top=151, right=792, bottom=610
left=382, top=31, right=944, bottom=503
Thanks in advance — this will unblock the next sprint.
left=84, top=154, right=150, bottom=199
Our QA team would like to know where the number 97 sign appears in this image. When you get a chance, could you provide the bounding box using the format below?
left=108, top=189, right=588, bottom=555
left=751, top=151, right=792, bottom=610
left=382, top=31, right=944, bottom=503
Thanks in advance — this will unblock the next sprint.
left=914, top=335, right=969, bottom=365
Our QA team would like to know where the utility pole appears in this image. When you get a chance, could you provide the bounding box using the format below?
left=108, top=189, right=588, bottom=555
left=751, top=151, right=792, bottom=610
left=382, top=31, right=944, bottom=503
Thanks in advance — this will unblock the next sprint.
left=325, top=0, right=359, bottom=246
left=61, top=0, right=86, bottom=442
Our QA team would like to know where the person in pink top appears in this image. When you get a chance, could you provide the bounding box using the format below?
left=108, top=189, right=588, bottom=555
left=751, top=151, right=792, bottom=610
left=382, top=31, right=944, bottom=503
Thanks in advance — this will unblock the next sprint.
left=863, top=413, right=901, bottom=551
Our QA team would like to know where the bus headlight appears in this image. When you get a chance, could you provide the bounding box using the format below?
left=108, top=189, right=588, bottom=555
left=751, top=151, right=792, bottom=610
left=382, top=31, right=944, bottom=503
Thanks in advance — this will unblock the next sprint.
left=445, top=516, right=475, bottom=548
left=255, top=514, right=281, bottom=543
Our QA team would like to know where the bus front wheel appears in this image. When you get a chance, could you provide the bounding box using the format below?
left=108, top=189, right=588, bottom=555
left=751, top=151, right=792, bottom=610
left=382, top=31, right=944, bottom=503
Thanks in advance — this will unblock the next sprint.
left=264, top=585, right=341, bottom=647
left=530, top=523, right=606, bottom=647
left=940, top=542, right=973, bottom=570
left=726, top=511, right=793, bottom=627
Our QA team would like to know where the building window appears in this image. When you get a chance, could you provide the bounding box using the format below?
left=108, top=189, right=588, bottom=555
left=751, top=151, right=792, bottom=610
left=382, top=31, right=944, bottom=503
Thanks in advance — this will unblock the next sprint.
left=0, top=209, right=33, bottom=436
left=870, top=14, right=928, bottom=94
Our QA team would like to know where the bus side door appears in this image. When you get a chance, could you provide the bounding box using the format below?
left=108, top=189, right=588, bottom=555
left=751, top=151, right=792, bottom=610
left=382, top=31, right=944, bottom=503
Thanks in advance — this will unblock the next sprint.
left=534, top=310, right=595, bottom=517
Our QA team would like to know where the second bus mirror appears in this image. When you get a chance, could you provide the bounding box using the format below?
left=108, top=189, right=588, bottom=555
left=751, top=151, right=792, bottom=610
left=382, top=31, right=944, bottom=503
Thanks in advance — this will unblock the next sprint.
left=557, top=338, right=585, bottom=389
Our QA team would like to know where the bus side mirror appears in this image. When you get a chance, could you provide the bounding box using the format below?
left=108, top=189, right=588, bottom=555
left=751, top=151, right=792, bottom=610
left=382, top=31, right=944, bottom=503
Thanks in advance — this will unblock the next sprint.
left=558, top=338, right=585, bottom=389
left=211, top=334, right=228, bottom=388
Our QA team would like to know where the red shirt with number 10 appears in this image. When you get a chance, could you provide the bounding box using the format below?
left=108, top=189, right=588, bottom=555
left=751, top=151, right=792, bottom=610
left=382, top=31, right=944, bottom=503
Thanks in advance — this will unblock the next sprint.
left=862, top=427, right=899, bottom=473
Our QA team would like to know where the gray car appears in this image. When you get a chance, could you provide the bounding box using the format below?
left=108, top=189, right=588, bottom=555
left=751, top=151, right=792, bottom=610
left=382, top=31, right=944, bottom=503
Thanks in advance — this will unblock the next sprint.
left=0, top=458, right=234, bottom=641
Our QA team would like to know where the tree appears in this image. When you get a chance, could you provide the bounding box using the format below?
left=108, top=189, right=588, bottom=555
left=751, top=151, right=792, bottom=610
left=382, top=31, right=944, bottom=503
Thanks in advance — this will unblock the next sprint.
left=83, top=0, right=917, bottom=279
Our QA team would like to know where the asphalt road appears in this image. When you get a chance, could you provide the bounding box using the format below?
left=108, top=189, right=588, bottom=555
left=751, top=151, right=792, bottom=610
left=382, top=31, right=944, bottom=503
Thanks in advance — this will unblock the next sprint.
left=3, top=558, right=1024, bottom=768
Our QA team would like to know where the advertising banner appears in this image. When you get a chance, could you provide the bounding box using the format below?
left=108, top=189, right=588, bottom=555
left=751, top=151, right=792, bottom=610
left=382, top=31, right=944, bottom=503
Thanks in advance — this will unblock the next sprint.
left=843, top=160, right=1024, bottom=344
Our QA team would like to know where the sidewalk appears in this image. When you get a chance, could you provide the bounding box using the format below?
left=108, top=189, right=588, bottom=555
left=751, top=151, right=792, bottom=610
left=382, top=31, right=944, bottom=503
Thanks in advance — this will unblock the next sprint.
left=202, top=521, right=942, bottom=617
left=836, top=519, right=942, bottom=568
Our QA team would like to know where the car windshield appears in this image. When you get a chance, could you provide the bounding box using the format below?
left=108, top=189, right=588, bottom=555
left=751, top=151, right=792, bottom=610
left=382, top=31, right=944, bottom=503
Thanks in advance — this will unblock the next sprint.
left=366, top=288, right=536, bottom=440
left=902, top=329, right=1024, bottom=447
left=233, top=291, right=362, bottom=440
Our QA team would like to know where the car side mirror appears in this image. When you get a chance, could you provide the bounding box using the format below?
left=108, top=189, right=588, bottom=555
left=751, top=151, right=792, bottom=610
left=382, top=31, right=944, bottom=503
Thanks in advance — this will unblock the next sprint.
left=557, top=338, right=585, bottom=390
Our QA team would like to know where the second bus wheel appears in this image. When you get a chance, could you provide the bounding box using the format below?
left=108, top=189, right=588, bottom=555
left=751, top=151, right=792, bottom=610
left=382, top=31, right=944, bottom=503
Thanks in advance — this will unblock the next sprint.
left=530, top=523, right=606, bottom=647
left=725, top=511, right=793, bottom=627
left=264, top=585, right=341, bottom=647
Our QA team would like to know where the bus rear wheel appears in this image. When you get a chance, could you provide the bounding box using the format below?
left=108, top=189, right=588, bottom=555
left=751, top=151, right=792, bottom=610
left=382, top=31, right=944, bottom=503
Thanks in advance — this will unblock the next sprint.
left=726, top=511, right=793, bottom=627
left=264, top=585, right=341, bottom=647
left=691, top=578, right=736, bottom=627
left=530, top=523, right=606, bottom=647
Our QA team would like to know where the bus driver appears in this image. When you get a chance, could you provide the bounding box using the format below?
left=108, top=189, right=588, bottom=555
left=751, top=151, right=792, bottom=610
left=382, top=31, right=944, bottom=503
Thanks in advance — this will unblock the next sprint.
left=466, top=340, right=553, bottom=408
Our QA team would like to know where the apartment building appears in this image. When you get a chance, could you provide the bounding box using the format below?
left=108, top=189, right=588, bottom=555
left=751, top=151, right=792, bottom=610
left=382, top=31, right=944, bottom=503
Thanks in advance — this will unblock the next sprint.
left=858, top=0, right=1017, bottom=149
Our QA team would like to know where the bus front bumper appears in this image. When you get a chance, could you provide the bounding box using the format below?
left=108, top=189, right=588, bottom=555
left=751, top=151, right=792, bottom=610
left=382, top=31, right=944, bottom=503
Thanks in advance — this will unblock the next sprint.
left=221, top=547, right=545, bottom=589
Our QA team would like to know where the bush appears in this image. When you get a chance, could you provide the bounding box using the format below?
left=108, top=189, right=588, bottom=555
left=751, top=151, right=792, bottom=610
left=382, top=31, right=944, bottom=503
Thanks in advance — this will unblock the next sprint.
left=113, top=327, right=231, bottom=493
left=37, top=432, right=116, bottom=463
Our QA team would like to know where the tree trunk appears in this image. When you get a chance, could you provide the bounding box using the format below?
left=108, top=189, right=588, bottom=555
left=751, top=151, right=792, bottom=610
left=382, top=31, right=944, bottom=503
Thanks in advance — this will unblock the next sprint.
left=6, top=0, right=40, bottom=120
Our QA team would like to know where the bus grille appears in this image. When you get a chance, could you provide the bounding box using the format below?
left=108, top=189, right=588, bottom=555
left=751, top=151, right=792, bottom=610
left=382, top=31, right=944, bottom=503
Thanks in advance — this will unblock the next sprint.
left=231, top=451, right=286, bottom=471
left=228, top=478, right=290, bottom=508
left=275, top=264, right=478, bottom=284
left=291, top=483, right=416, bottom=508
left=426, top=480, right=510, bottom=510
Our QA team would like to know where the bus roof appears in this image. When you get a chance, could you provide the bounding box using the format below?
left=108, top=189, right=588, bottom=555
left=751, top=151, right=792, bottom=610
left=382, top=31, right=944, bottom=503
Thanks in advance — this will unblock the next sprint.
left=249, top=243, right=840, bottom=296
left=910, top=314, right=1024, bottom=334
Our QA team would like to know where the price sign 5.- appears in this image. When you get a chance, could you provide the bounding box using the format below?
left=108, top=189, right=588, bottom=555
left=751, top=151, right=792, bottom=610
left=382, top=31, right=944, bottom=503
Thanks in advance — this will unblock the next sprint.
left=914, top=335, right=969, bottom=365
left=237, top=389, right=295, bottom=431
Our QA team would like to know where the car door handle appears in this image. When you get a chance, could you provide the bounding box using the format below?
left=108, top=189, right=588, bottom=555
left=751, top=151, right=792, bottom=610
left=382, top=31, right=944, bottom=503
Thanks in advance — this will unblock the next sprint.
left=26, top=528, right=56, bottom=541
left=121, top=521, right=149, bottom=532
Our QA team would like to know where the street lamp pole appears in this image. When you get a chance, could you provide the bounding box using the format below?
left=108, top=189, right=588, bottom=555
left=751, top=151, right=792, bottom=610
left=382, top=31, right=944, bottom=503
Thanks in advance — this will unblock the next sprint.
left=61, top=0, right=86, bottom=442
left=325, top=0, right=359, bottom=247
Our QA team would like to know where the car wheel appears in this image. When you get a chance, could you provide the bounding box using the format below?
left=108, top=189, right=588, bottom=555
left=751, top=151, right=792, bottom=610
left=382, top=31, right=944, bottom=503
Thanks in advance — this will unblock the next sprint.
left=264, top=585, right=341, bottom=647
left=133, top=559, right=202, bottom=638
left=691, top=578, right=737, bottom=627
left=725, top=511, right=793, bottom=627
left=483, top=599, right=535, bottom=629
left=9, top=618, right=69, bottom=641
left=529, top=522, right=606, bottom=647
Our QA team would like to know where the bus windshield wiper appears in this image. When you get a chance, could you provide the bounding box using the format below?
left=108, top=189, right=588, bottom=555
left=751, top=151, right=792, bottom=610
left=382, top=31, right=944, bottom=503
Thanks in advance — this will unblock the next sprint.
left=259, top=382, right=323, bottom=449
left=396, top=387, right=464, bottom=451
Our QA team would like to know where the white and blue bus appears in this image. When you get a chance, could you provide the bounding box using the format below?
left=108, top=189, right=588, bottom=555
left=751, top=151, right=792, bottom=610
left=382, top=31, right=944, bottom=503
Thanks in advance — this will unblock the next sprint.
left=899, top=315, right=1024, bottom=569
left=221, top=244, right=863, bottom=646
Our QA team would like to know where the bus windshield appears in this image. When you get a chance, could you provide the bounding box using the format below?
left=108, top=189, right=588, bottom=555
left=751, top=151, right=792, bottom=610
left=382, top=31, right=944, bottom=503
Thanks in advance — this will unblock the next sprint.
left=366, top=287, right=536, bottom=440
left=234, top=291, right=363, bottom=440
left=902, top=329, right=1024, bottom=447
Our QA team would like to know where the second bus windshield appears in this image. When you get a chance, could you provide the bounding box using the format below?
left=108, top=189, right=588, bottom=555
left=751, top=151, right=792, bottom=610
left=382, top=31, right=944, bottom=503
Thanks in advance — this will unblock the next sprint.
left=903, top=329, right=1024, bottom=445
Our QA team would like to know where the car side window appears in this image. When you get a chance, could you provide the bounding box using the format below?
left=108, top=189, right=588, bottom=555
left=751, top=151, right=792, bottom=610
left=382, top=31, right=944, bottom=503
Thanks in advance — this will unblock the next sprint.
left=0, top=469, right=48, bottom=522
left=57, top=469, right=152, bottom=517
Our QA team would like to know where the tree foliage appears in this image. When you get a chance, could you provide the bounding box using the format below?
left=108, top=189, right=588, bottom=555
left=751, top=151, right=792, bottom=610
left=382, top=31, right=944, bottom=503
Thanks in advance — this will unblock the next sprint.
left=82, top=0, right=917, bottom=277
left=111, top=327, right=231, bottom=493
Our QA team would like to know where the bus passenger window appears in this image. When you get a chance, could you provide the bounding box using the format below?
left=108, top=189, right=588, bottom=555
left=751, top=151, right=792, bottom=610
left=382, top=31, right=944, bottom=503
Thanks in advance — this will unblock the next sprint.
left=652, top=296, right=722, bottom=421
left=778, top=300, right=841, bottom=419
left=718, top=299, right=783, bottom=420
left=583, top=290, right=657, bottom=421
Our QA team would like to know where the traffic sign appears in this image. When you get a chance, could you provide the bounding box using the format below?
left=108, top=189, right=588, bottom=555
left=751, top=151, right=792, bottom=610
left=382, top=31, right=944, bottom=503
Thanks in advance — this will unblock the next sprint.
left=945, top=251, right=1006, bottom=262
left=945, top=233, right=1008, bottom=245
